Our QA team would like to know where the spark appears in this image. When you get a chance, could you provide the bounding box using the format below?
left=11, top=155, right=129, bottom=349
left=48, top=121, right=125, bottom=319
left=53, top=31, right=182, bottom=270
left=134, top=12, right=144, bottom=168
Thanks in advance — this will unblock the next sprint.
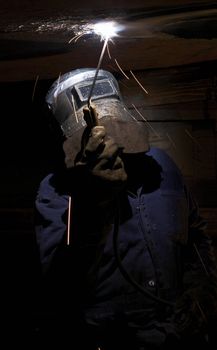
left=108, top=63, right=119, bottom=72
left=193, top=243, right=209, bottom=276
left=119, top=80, right=130, bottom=89
left=114, top=59, right=130, bottom=80
left=130, top=71, right=149, bottom=94
left=106, top=42, right=112, bottom=59
left=74, top=32, right=86, bottom=43
left=71, top=95, right=79, bottom=123
left=68, top=31, right=87, bottom=44
left=68, top=23, right=92, bottom=44
left=32, top=75, right=39, bottom=102
left=124, top=107, right=138, bottom=122
left=93, top=21, right=119, bottom=41
left=68, top=33, right=80, bottom=44
left=109, top=38, right=116, bottom=46
left=184, top=129, right=202, bottom=149
left=166, top=133, right=177, bottom=149
left=195, top=299, right=207, bottom=323
left=68, top=21, right=121, bottom=45
left=132, top=104, right=160, bottom=137
left=67, top=21, right=123, bottom=106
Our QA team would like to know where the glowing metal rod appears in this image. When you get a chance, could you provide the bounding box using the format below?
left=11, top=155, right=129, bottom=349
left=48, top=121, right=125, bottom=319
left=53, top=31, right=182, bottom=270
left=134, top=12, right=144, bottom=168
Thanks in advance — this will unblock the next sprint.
left=166, top=133, right=177, bottom=149
left=32, top=75, right=39, bottom=102
left=106, top=42, right=112, bottom=59
left=67, top=195, right=72, bottom=246
left=115, top=58, right=130, bottom=80
left=130, top=70, right=149, bottom=94
left=132, top=103, right=160, bottom=138
left=87, top=37, right=109, bottom=108
left=185, top=129, right=202, bottom=149
left=193, top=243, right=209, bottom=276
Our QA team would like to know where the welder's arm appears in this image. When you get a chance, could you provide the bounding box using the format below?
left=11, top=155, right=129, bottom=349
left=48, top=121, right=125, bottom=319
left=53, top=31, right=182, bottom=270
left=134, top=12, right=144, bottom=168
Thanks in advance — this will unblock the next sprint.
left=60, top=125, right=128, bottom=283
left=34, top=178, right=94, bottom=307
left=74, top=125, right=127, bottom=206
left=174, top=189, right=217, bottom=338
left=34, top=175, right=70, bottom=274
left=35, top=126, right=127, bottom=279
left=35, top=124, right=127, bottom=294
left=34, top=172, right=119, bottom=295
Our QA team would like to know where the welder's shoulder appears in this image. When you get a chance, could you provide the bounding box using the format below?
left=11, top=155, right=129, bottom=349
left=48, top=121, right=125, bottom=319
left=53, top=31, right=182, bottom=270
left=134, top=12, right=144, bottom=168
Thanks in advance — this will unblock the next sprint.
left=147, top=147, right=186, bottom=193
left=147, top=146, right=181, bottom=174
left=36, top=173, right=68, bottom=206
left=36, top=173, right=56, bottom=197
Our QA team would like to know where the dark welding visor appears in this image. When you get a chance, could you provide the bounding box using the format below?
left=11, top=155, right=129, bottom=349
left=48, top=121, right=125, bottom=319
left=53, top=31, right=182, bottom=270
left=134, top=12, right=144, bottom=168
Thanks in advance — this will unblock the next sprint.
left=73, top=78, right=118, bottom=106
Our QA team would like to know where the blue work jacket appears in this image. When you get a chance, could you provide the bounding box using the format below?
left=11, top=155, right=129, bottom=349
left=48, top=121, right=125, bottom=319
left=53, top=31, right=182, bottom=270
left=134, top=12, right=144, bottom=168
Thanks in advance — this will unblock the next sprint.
left=35, top=147, right=215, bottom=345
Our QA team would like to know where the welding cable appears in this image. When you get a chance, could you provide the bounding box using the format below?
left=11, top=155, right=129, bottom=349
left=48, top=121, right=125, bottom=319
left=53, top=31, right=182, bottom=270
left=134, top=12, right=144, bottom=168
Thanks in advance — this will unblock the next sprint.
left=112, top=199, right=175, bottom=308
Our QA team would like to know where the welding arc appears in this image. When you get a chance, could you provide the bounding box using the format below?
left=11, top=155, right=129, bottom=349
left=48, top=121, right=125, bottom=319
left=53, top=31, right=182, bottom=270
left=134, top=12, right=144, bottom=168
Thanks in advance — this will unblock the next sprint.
left=87, top=38, right=109, bottom=108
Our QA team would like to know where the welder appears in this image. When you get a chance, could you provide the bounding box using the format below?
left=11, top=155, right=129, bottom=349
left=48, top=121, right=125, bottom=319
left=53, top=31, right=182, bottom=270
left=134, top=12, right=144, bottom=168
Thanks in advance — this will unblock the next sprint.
left=35, top=68, right=217, bottom=349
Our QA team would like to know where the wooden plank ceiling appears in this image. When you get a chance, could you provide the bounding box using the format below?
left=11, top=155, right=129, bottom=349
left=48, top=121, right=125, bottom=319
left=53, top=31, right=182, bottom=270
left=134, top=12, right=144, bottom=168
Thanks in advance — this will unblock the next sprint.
left=0, top=0, right=217, bottom=81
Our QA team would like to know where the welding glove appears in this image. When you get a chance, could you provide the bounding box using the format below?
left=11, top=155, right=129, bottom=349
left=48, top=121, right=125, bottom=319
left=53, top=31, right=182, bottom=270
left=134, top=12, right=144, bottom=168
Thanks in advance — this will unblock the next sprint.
left=73, top=125, right=127, bottom=206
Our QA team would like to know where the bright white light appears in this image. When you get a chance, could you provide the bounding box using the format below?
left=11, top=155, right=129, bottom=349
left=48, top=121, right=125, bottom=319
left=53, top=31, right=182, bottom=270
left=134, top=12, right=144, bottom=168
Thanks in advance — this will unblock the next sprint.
left=93, top=21, right=118, bottom=40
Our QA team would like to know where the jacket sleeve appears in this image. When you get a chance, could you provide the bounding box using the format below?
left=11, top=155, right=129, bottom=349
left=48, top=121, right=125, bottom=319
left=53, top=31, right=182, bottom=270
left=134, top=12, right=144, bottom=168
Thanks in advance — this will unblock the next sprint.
left=175, top=186, right=217, bottom=338
left=184, top=189, right=217, bottom=289
left=34, top=174, right=69, bottom=274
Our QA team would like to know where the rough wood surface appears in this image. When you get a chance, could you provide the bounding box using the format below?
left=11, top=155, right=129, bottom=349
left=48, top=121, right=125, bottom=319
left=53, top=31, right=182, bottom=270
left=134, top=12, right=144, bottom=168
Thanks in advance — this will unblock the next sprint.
left=0, top=1, right=217, bottom=81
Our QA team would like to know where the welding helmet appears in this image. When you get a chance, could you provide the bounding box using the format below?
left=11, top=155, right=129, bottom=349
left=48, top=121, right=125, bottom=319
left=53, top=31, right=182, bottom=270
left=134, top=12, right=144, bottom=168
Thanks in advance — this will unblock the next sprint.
left=46, top=68, right=149, bottom=166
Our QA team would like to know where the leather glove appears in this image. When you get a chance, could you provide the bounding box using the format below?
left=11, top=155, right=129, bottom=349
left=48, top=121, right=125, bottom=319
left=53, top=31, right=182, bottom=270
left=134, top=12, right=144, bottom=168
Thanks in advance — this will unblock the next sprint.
left=76, top=126, right=127, bottom=182
left=74, top=125, right=127, bottom=205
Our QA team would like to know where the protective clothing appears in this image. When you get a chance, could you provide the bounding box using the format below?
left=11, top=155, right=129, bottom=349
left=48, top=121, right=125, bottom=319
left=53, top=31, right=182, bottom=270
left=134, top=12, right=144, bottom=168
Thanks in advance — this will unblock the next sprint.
left=35, top=147, right=217, bottom=348
left=72, top=125, right=127, bottom=206
left=46, top=68, right=149, bottom=164
left=75, top=125, right=127, bottom=181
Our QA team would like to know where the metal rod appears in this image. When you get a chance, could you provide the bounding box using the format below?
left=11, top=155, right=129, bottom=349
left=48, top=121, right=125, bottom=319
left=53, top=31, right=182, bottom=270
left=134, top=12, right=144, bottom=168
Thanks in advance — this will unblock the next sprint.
left=87, top=37, right=108, bottom=108
left=67, top=195, right=72, bottom=245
